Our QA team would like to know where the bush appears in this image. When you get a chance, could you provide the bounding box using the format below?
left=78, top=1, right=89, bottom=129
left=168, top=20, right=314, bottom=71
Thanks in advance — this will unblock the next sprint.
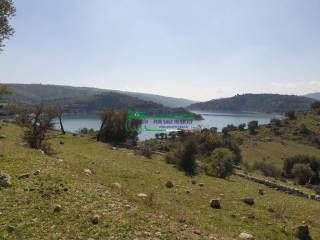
left=270, top=118, right=282, bottom=127
left=292, top=164, right=314, bottom=185
left=139, top=144, right=153, bottom=159
left=310, top=101, right=320, bottom=110
left=285, top=111, right=296, bottom=120
left=238, top=123, right=246, bottom=131
left=253, top=161, right=280, bottom=177
left=178, top=140, right=197, bottom=175
left=313, top=185, right=320, bottom=195
left=283, top=155, right=320, bottom=184
left=299, top=124, right=310, bottom=135
left=248, top=121, right=259, bottom=135
left=207, top=148, right=235, bottom=179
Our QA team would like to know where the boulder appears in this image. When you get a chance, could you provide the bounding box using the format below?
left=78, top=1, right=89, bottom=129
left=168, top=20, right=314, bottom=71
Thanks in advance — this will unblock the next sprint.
left=295, top=225, right=312, bottom=240
left=53, top=204, right=62, bottom=212
left=166, top=180, right=174, bottom=188
left=83, top=169, right=92, bottom=176
left=5, top=225, right=15, bottom=233
left=239, top=232, right=254, bottom=240
left=0, top=173, right=11, bottom=187
left=137, top=193, right=148, bottom=198
left=112, top=182, right=122, bottom=189
left=18, top=173, right=30, bottom=179
left=210, top=199, right=221, bottom=209
left=242, top=197, right=254, bottom=205
left=91, top=214, right=100, bottom=225
left=33, top=170, right=41, bottom=176
left=0, top=134, right=6, bottom=139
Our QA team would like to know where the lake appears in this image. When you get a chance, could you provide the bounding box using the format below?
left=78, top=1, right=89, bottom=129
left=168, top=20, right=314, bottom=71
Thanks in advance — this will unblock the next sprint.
left=55, top=111, right=279, bottom=141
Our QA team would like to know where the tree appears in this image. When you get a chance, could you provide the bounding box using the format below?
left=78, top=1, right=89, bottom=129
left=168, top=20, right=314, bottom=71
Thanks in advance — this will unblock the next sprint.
left=178, top=139, right=197, bottom=175
left=238, top=123, right=246, bottom=131
left=97, top=108, right=140, bottom=145
left=292, top=164, right=314, bottom=185
left=57, top=104, right=65, bottom=135
left=16, top=102, right=59, bottom=152
left=0, top=84, right=11, bottom=95
left=248, top=121, right=259, bottom=135
left=0, top=0, right=16, bottom=52
left=285, top=111, right=296, bottom=120
left=209, top=148, right=235, bottom=179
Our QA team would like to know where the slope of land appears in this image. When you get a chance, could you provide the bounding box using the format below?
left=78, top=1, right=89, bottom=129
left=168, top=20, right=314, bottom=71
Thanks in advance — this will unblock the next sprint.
left=1, top=122, right=320, bottom=239
left=304, top=92, right=320, bottom=101
left=188, top=94, right=315, bottom=113
left=4, top=84, right=195, bottom=108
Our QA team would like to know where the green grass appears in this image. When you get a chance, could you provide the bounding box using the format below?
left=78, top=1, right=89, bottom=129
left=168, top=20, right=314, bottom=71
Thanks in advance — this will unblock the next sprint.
left=1, top=123, right=320, bottom=239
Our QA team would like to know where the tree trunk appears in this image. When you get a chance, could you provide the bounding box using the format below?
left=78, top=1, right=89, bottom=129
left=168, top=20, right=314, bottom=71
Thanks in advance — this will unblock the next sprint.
left=59, top=113, right=65, bottom=135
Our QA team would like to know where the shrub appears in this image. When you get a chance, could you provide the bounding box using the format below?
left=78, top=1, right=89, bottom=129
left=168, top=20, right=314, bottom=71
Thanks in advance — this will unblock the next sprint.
left=313, top=185, right=320, bottom=195
left=270, top=118, right=282, bottom=127
left=310, top=101, right=320, bottom=110
left=16, top=103, right=58, bottom=152
left=253, top=161, right=280, bottom=177
left=248, top=121, right=259, bottom=135
left=285, top=111, right=296, bottom=120
left=139, top=144, right=153, bottom=159
left=178, top=140, right=197, bottom=175
left=283, top=155, right=320, bottom=184
left=299, top=124, right=310, bottom=135
left=207, top=148, right=235, bottom=178
left=292, top=164, right=314, bottom=185
left=238, top=123, right=246, bottom=131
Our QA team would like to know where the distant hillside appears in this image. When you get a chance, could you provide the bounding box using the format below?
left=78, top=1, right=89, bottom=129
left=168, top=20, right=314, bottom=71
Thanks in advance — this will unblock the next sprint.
left=5, top=84, right=194, bottom=108
left=304, top=92, right=320, bottom=101
left=58, top=92, right=188, bottom=114
left=187, top=94, right=315, bottom=113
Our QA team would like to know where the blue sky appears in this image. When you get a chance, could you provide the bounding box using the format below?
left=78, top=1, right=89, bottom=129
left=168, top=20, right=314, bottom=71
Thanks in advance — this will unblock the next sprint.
left=1, top=0, right=320, bottom=101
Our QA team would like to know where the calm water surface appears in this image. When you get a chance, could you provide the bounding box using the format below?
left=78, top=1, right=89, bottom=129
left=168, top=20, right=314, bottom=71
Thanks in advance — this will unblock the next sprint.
left=55, top=111, right=279, bottom=141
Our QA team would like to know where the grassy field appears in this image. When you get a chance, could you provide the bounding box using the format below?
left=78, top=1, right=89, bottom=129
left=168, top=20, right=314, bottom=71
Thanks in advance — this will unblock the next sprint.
left=1, top=122, right=320, bottom=239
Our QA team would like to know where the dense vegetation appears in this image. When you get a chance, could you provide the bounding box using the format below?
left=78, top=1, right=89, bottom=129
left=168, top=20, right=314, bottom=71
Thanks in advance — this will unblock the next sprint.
left=188, top=93, right=315, bottom=113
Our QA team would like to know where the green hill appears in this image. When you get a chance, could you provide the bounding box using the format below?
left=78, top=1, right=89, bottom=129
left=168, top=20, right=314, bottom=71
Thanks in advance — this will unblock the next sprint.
left=188, top=94, right=315, bottom=113
left=5, top=84, right=195, bottom=108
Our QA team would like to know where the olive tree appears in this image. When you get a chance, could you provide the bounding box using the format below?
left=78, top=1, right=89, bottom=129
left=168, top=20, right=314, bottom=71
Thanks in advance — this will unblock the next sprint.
left=0, top=0, right=16, bottom=51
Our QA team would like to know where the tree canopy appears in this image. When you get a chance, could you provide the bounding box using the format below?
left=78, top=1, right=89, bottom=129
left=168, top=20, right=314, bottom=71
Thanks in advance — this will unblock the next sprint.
left=0, top=0, right=16, bottom=51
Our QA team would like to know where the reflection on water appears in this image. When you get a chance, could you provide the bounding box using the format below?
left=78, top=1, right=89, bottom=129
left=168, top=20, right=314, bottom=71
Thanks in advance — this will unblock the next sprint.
left=54, top=111, right=279, bottom=141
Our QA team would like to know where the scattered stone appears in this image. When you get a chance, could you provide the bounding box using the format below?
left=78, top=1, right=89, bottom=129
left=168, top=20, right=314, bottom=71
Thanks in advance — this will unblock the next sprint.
left=33, top=170, right=41, bottom=176
left=112, top=182, right=122, bottom=189
left=112, top=147, right=117, bottom=150
left=39, top=150, right=45, bottom=155
left=239, top=232, right=254, bottom=240
left=295, top=225, right=311, bottom=240
left=58, top=159, right=63, bottom=162
left=91, top=214, right=100, bottom=225
left=83, top=169, right=92, bottom=176
left=166, top=180, right=174, bottom=188
left=199, top=183, right=204, bottom=187
left=0, top=134, right=6, bottom=139
left=242, top=197, right=254, bottom=205
left=155, top=170, right=160, bottom=174
left=0, top=173, right=11, bottom=187
left=53, top=204, right=62, bottom=212
left=210, top=199, right=221, bottom=209
left=137, top=193, right=148, bottom=198
left=186, top=190, right=191, bottom=194
left=5, top=225, right=15, bottom=233
left=59, top=140, right=64, bottom=145
left=258, top=189, right=264, bottom=195
left=18, top=173, right=30, bottom=179
left=191, top=179, right=196, bottom=185
left=193, top=230, right=201, bottom=235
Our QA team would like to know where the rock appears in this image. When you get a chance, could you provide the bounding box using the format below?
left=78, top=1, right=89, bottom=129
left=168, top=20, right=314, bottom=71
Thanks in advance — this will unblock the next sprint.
left=193, top=230, right=201, bottom=235
left=186, top=190, right=191, bottom=194
left=210, top=199, right=221, bottom=209
left=137, top=193, right=148, bottom=198
left=295, top=225, right=311, bottom=240
left=59, top=140, right=64, bottom=145
left=112, top=182, right=121, bottom=189
left=83, top=169, right=92, bottom=176
left=239, top=232, right=254, bottom=240
left=0, top=134, right=6, bottom=139
left=166, top=180, right=174, bottom=188
left=33, top=170, right=41, bottom=176
left=155, top=170, right=160, bottom=174
left=0, top=173, right=11, bottom=187
left=191, top=179, right=196, bottom=185
left=18, top=173, right=30, bottom=179
left=53, top=204, right=62, bottom=212
left=91, top=214, right=100, bottom=225
left=5, top=225, right=15, bottom=233
left=242, top=197, right=254, bottom=205
left=258, top=189, right=264, bottom=195
left=112, top=147, right=117, bottom=150
left=39, top=150, right=45, bottom=155
left=199, top=183, right=204, bottom=187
